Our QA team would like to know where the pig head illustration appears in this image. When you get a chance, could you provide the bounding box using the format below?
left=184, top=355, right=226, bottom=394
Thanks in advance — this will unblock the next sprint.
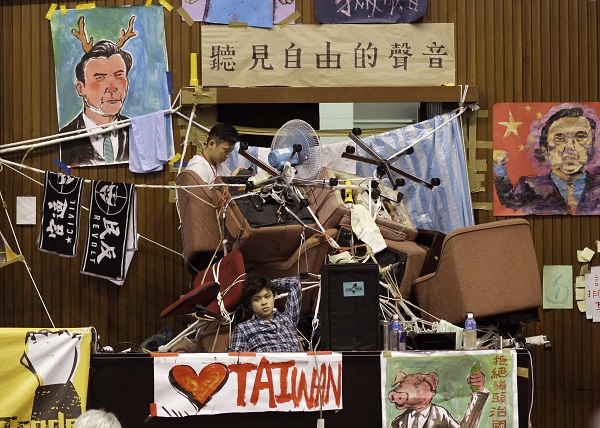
left=388, top=371, right=439, bottom=412
left=387, top=370, right=489, bottom=428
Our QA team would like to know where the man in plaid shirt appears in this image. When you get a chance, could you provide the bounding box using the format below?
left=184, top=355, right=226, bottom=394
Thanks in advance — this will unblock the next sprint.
left=230, top=275, right=302, bottom=352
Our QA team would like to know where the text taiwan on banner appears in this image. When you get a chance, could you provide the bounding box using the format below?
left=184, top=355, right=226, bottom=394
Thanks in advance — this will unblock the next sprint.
left=152, top=352, right=343, bottom=416
left=201, top=24, right=455, bottom=88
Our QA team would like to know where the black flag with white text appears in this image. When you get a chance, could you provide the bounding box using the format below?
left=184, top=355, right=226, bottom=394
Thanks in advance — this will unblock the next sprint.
left=81, top=180, right=137, bottom=284
left=37, top=172, right=85, bottom=257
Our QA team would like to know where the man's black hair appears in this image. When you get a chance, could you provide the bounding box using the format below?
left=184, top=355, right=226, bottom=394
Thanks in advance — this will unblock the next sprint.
left=535, top=107, right=597, bottom=163
left=241, top=274, right=274, bottom=309
left=75, top=40, right=134, bottom=84
left=209, top=123, right=239, bottom=145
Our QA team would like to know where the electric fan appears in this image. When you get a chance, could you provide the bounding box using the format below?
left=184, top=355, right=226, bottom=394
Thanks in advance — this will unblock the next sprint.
left=268, top=119, right=322, bottom=180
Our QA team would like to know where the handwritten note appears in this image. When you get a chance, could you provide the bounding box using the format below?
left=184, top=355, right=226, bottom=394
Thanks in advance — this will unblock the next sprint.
left=543, top=265, right=573, bottom=309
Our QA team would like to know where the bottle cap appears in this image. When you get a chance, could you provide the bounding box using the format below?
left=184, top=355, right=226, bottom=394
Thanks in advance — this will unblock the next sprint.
left=466, top=312, right=473, bottom=318
left=392, top=314, right=399, bottom=320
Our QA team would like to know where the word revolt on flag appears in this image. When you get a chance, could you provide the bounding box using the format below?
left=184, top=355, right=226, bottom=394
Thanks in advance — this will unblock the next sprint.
left=152, top=353, right=343, bottom=417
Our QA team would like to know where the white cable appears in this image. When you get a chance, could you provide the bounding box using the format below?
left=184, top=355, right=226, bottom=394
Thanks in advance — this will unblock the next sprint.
left=137, top=234, right=184, bottom=258
left=310, top=280, right=322, bottom=352
left=170, top=90, right=181, bottom=110
left=459, top=84, right=469, bottom=107
left=0, top=108, right=180, bottom=154
left=312, top=347, right=324, bottom=421
left=0, top=157, right=244, bottom=191
left=174, top=110, right=210, bottom=133
left=178, top=104, right=197, bottom=176
left=0, top=158, right=238, bottom=281
left=526, top=349, right=534, bottom=427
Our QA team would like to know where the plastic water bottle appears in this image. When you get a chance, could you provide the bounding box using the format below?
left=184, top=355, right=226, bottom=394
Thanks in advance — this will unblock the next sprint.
left=463, top=312, right=477, bottom=350
left=390, top=315, right=402, bottom=351
left=398, top=325, right=407, bottom=351
left=381, top=320, right=390, bottom=350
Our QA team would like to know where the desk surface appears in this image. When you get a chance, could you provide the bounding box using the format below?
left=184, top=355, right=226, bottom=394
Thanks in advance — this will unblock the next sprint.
left=89, top=351, right=530, bottom=428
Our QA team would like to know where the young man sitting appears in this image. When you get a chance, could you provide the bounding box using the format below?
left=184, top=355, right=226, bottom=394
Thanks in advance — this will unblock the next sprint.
left=229, top=275, right=302, bottom=352
left=186, top=123, right=238, bottom=185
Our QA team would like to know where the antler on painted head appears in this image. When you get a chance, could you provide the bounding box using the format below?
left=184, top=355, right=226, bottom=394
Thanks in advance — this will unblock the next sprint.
left=116, top=16, right=138, bottom=49
left=71, top=16, right=93, bottom=53
left=71, top=15, right=137, bottom=53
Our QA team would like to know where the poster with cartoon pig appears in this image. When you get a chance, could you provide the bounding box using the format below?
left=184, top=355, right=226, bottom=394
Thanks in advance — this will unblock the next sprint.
left=380, top=350, right=518, bottom=428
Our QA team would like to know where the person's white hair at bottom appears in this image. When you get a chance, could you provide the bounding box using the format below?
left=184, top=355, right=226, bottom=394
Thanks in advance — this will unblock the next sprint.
left=74, top=409, right=122, bottom=428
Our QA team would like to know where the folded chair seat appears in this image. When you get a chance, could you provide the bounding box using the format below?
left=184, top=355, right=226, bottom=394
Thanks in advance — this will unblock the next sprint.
left=161, top=249, right=245, bottom=319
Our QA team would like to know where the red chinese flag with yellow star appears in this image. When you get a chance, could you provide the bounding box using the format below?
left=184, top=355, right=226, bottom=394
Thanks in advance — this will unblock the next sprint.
left=493, top=102, right=600, bottom=216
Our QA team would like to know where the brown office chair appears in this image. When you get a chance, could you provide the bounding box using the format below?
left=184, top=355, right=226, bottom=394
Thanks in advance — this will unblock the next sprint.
left=412, top=219, right=542, bottom=325
left=175, top=169, right=227, bottom=272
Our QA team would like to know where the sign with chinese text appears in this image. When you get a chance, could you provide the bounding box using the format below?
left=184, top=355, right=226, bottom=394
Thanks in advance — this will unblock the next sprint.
left=80, top=180, right=137, bottom=284
left=584, top=266, right=600, bottom=321
left=315, top=0, right=427, bottom=24
left=201, top=24, right=455, bottom=88
left=38, top=172, right=85, bottom=257
left=381, top=350, right=518, bottom=428
left=152, top=352, right=343, bottom=416
left=0, top=328, right=92, bottom=426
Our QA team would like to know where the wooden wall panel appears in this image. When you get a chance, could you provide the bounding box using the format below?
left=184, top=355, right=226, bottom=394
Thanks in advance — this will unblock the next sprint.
left=0, top=1, right=189, bottom=351
left=1, top=1, right=600, bottom=426
left=420, top=1, right=600, bottom=427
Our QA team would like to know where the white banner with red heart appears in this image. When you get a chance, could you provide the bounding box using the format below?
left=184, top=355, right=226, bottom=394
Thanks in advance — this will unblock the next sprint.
left=152, top=352, right=343, bottom=416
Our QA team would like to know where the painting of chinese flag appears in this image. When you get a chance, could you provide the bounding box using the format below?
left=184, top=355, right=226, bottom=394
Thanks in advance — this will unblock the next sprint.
left=493, top=102, right=600, bottom=216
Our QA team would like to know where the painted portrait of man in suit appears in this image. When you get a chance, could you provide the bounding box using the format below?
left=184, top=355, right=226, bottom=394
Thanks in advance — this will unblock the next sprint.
left=493, top=102, right=600, bottom=215
left=50, top=5, right=172, bottom=168
left=59, top=19, right=135, bottom=167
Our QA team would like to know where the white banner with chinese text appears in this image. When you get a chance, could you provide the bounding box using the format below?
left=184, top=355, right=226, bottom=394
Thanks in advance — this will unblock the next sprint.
left=152, top=352, right=343, bottom=417
left=201, top=24, right=455, bottom=87
left=584, top=266, right=600, bottom=321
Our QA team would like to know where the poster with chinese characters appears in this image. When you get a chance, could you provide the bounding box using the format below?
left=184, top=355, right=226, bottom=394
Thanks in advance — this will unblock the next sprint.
left=584, top=266, right=600, bottom=321
left=201, top=24, right=455, bottom=88
left=493, top=102, right=600, bottom=216
left=381, top=350, right=518, bottom=428
left=152, top=352, right=342, bottom=416
left=315, top=0, right=427, bottom=24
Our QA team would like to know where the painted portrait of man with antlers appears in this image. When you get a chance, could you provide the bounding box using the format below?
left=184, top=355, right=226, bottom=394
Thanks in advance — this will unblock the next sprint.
left=50, top=5, right=171, bottom=168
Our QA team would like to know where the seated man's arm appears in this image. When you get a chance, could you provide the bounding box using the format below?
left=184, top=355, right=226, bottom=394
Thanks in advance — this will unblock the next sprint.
left=229, top=323, right=247, bottom=352
left=272, top=277, right=302, bottom=326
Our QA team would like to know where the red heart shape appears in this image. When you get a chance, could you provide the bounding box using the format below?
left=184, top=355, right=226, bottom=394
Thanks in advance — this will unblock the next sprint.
left=169, top=363, right=229, bottom=411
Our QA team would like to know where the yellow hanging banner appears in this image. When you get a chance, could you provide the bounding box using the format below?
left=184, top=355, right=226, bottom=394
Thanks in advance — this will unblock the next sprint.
left=0, top=328, right=93, bottom=425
